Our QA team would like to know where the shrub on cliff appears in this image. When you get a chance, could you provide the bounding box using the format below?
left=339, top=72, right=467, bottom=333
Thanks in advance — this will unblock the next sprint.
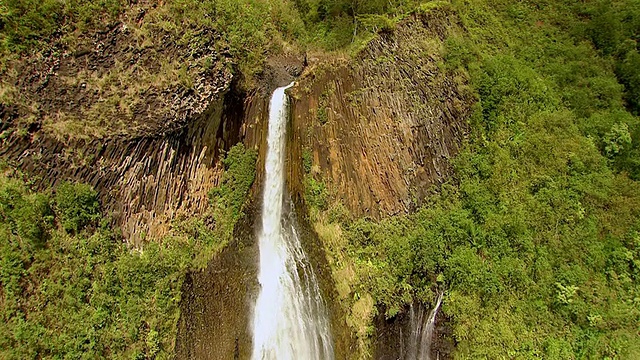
left=210, top=143, right=257, bottom=222
left=54, top=181, right=100, bottom=233
left=0, top=178, right=53, bottom=249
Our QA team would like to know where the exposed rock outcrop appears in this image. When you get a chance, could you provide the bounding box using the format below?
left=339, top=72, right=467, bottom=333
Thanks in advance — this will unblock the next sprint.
left=0, top=8, right=232, bottom=139
left=0, top=87, right=244, bottom=243
left=175, top=203, right=260, bottom=360
left=0, top=3, right=246, bottom=243
left=288, top=9, right=472, bottom=218
left=0, top=8, right=305, bottom=242
left=285, top=8, right=472, bottom=359
left=374, top=301, right=454, bottom=360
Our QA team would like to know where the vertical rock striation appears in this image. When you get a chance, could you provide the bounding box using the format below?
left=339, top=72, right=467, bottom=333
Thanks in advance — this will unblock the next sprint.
left=0, top=87, right=246, bottom=243
left=289, top=9, right=472, bottom=218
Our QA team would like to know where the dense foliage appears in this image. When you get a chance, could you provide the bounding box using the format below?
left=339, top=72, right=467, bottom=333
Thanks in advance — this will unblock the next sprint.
left=147, top=0, right=427, bottom=77
left=291, top=0, right=421, bottom=49
left=0, top=0, right=123, bottom=52
left=0, top=174, right=186, bottom=359
left=307, top=0, right=640, bottom=358
left=580, top=0, right=640, bottom=115
left=2, top=0, right=640, bottom=358
left=0, top=143, right=256, bottom=359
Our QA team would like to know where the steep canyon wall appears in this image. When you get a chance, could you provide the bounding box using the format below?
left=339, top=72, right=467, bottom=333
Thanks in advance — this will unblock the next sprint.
left=286, top=9, right=472, bottom=359
left=0, top=7, right=470, bottom=359
left=288, top=9, right=472, bottom=219
left=0, top=88, right=250, bottom=243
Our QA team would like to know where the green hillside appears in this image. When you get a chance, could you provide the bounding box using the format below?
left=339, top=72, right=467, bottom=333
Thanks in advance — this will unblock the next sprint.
left=305, top=0, right=640, bottom=358
left=1, top=0, right=639, bottom=359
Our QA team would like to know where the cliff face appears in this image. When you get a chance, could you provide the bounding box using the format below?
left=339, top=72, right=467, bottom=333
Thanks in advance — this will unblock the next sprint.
left=0, top=9, right=245, bottom=243
left=0, top=13, right=231, bottom=139
left=288, top=9, right=472, bottom=218
left=0, top=22, right=319, bottom=356
left=175, top=202, right=260, bottom=360
left=0, top=89, right=243, bottom=243
left=0, top=19, right=302, bottom=243
left=286, top=9, right=471, bottom=359
left=0, top=5, right=469, bottom=358
left=373, top=303, right=454, bottom=360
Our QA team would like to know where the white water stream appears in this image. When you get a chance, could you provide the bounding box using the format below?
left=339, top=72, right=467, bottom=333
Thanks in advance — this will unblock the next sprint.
left=405, top=293, right=444, bottom=360
left=251, top=83, right=334, bottom=360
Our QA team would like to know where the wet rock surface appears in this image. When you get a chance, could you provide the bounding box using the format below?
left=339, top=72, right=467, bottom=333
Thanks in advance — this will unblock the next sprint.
left=175, top=203, right=259, bottom=360
left=287, top=198, right=356, bottom=360
left=374, top=302, right=454, bottom=360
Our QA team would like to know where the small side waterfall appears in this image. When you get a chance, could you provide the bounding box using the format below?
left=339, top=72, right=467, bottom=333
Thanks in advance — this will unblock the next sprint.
left=406, top=293, right=444, bottom=360
left=251, top=83, right=334, bottom=360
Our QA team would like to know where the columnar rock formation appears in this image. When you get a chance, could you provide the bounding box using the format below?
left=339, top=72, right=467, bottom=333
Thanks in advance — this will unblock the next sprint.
left=288, top=9, right=472, bottom=218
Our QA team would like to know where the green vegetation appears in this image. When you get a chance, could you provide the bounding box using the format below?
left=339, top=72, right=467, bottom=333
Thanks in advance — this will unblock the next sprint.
left=150, top=0, right=305, bottom=82
left=580, top=0, right=640, bottom=115
left=305, top=175, right=329, bottom=211
left=0, top=143, right=256, bottom=359
left=305, top=0, right=640, bottom=358
left=172, top=143, right=257, bottom=268
left=0, top=0, right=123, bottom=53
left=142, top=0, right=426, bottom=65
left=2, top=0, right=640, bottom=358
left=2, top=0, right=418, bottom=139
left=0, top=0, right=432, bottom=138
left=195, top=143, right=258, bottom=264
left=0, top=173, right=187, bottom=359
left=1, top=0, right=423, bottom=75
left=293, top=0, right=421, bottom=50
left=54, top=181, right=100, bottom=233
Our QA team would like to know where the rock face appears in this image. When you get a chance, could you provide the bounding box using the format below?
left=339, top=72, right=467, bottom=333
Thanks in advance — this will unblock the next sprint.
left=0, top=6, right=242, bottom=243
left=175, top=203, right=260, bottom=360
left=0, top=22, right=304, bottom=242
left=288, top=9, right=472, bottom=219
left=0, top=12, right=232, bottom=139
left=0, top=5, right=470, bottom=359
left=0, top=88, right=244, bottom=243
left=374, top=302, right=455, bottom=360
left=286, top=8, right=471, bottom=359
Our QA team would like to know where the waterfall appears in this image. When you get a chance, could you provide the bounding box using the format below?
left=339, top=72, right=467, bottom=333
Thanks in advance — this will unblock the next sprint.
left=405, top=293, right=444, bottom=360
left=251, top=83, right=334, bottom=360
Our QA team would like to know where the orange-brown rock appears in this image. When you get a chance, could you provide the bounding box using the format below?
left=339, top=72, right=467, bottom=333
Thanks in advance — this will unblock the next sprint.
left=0, top=90, right=239, bottom=243
left=288, top=9, right=472, bottom=218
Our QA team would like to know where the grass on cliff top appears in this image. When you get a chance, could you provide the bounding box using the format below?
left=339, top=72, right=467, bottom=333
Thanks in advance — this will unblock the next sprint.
left=1, top=0, right=427, bottom=75
left=0, top=0, right=433, bottom=140
left=0, top=0, right=123, bottom=54
left=1, top=0, right=303, bottom=80
left=0, top=143, right=256, bottom=359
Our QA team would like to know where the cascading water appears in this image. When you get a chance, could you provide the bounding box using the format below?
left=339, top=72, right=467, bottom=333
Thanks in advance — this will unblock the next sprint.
left=405, top=293, right=444, bottom=360
left=251, top=83, right=334, bottom=360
